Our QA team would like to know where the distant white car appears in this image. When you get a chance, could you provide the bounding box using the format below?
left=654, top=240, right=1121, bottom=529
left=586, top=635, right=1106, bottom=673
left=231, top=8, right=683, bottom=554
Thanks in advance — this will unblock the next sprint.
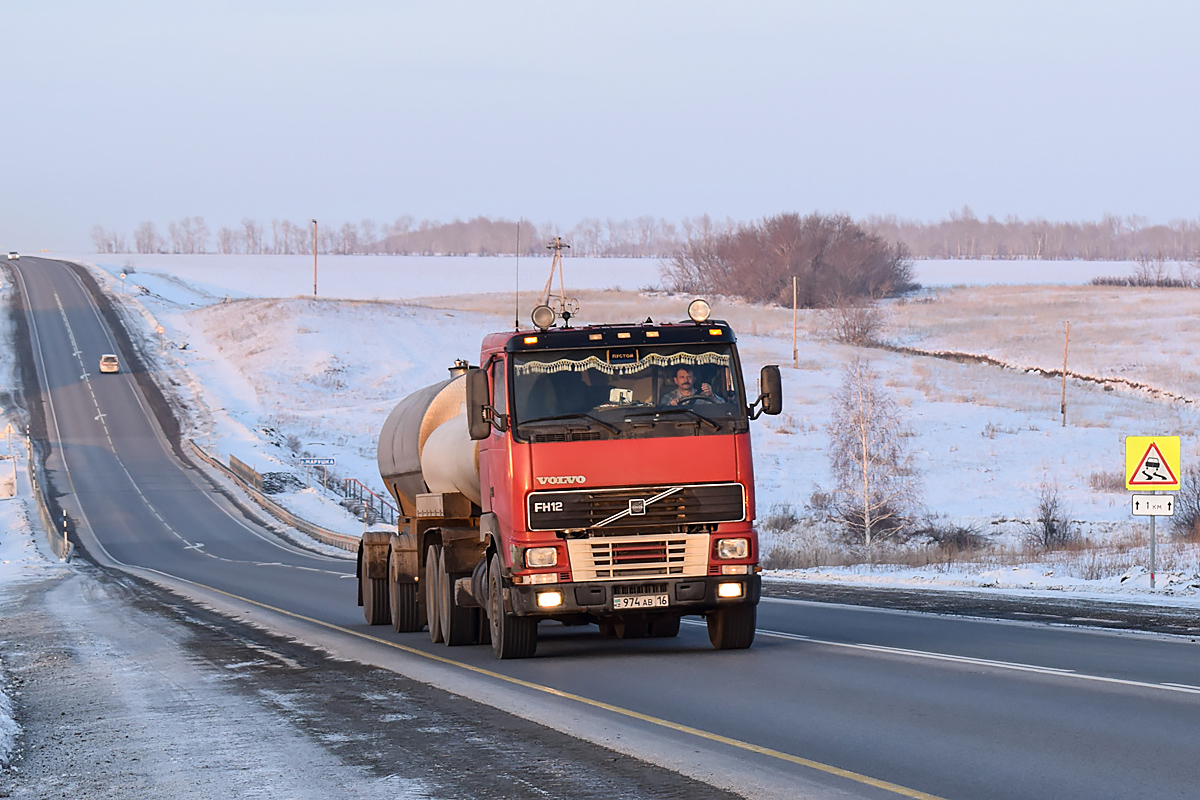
left=5, top=252, right=17, bottom=260
left=99, top=354, right=120, bottom=374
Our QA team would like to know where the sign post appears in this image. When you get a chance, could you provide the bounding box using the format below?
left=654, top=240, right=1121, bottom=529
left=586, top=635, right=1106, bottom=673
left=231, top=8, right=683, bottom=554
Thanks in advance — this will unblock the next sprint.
left=299, top=456, right=335, bottom=490
left=1126, top=436, right=1182, bottom=590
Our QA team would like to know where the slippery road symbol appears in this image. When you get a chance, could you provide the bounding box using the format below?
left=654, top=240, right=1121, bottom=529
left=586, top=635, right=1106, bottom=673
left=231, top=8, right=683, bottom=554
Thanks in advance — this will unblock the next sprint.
left=1127, top=440, right=1179, bottom=487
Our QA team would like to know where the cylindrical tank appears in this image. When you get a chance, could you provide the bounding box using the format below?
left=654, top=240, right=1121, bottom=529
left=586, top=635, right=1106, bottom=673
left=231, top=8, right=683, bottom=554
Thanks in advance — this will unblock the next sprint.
left=377, top=375, right=481, bottom=516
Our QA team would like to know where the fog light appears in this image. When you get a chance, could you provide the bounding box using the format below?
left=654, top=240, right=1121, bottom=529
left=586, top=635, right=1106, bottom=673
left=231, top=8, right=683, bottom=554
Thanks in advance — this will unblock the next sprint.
left=717, top=582, right=743, bottom=598
left=537, top=591, right=563, bottom=608
left=529, top=572, right=557, bottom=585
left=721, top=564, right=749, bottom=575
left=524, top=546, right=557, bottom=568
left=716, top=537, right=748, bottom=559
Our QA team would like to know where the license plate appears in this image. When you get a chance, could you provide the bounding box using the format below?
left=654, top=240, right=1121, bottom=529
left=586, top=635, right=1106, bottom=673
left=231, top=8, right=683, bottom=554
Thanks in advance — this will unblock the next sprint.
left=613, top=594, right=669, bottom=610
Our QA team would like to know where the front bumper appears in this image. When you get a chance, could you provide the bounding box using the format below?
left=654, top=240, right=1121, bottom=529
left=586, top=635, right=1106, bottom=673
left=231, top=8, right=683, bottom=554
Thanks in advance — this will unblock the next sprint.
left=508, top=574, right=761, bottom=617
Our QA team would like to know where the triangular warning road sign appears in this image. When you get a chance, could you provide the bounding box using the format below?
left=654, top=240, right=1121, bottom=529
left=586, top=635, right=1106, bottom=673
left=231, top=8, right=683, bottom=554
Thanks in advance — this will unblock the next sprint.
left=1128, top=442, right=1178, bottom=486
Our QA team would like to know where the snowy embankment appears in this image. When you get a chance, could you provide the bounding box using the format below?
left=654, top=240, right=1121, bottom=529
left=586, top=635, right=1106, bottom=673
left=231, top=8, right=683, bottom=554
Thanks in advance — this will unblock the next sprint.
left=68, top=254, right=1200, bottom=606
left=0, top=270, right=74, bottom=769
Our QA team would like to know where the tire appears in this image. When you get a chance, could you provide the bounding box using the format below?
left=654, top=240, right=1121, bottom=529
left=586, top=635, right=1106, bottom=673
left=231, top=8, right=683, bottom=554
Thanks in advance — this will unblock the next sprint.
left=362, top=572, right=391, bottom=626
left=390, top=581, right=421, bottom=632
left=487, top=554, right=537, bottom=659
left=439, top=549, right=477, bottom=646
left=648, top=615, right=681, bottom=638
left=707, top=603, right=756, bottom=650
left=613, top=617, right=648, bottom=639
left=425, top=544, right=443, bottom=643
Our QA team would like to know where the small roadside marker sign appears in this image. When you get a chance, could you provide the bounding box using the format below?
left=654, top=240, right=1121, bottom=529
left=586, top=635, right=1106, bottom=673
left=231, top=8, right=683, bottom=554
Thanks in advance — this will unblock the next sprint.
left=1125, top=436, right=1181, bottom=491
left=1131, top=494, right=1174, bottom=516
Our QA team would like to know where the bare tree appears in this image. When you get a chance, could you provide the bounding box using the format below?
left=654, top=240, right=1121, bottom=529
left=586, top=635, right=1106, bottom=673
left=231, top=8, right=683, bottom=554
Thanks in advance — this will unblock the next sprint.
left=663, top=213, right=915, bottom=307
left=241, top=218, right=263, bottom=254
left=1023, top=482, right=1078, bottom=550
left=827, top=358, right=921, bottom=549
left=134, top=221, right=162, bottom=254
left=1170, top=467, right=1200, bottom=541
left=823, top=296, right=889, bottom=345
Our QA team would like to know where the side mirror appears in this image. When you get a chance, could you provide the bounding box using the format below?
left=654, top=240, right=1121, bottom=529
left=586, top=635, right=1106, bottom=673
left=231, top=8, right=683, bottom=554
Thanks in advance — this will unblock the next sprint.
left=465, top=368, right=492, bottom=440
left=749, top=365, right=783, bottom=419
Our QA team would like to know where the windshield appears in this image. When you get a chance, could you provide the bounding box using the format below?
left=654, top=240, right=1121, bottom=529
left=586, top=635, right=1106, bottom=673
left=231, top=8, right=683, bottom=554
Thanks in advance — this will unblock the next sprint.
left=511, top=344, right=747, bottom=440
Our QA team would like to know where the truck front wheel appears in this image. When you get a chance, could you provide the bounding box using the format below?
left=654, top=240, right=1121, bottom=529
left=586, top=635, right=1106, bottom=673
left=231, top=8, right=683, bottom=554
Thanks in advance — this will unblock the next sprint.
left=706, top=604, right=756, bottom=650
left=487, top=554, right=537, bottom=659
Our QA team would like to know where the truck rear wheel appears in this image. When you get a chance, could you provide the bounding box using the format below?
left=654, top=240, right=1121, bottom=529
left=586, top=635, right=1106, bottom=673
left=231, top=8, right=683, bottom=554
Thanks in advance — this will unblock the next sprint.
left=389, top=582, right=420, bottom=632
left=487, top=554, right=537, bottom=659
left=425, top=544, right=444, bottom=643
left=362, top=572, right=391, bottom=626
left=385, top=547, right=419, bottom=632
left=438, top=549, right=476, bottom=646
left=707, top=604, right=756, bottom=650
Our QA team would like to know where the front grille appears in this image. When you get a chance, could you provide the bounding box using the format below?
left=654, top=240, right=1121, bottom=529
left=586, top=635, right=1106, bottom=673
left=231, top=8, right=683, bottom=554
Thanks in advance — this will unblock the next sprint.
left=528, top=482, right=745, bottom=531
left=566, top=534, right=708, bottom=580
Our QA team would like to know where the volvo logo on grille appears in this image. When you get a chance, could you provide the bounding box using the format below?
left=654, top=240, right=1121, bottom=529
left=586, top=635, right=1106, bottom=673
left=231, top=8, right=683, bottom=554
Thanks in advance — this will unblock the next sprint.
left=536, top=475, right=586, bottom=485
left=628, top=498, right=646, bottom=515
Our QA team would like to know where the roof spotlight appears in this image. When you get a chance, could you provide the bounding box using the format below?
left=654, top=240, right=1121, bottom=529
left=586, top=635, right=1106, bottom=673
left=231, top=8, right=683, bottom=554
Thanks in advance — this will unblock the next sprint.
left=687, top=298, right=712, bottom=323
left=531, top=304, right=556, bottom=330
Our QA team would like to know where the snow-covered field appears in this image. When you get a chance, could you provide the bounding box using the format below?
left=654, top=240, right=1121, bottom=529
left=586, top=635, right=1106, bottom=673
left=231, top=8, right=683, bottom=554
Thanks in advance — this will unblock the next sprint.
left=41, top=254, right=1200, bottom=609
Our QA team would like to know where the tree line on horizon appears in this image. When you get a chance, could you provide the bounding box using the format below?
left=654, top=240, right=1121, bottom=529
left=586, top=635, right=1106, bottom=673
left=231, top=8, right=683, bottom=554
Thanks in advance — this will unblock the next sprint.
left=89, top=208, right=1200, bottom=262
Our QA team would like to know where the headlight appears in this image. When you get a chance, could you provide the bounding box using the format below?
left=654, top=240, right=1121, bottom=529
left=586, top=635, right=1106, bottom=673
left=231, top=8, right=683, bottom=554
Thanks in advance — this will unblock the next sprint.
left=524, top=547, right=558, bottom=568
left=715, top=537, right=749, bottom=559
left=717, top=582, right=744, bottom=598
left=537, top=591, right=564, bottom=608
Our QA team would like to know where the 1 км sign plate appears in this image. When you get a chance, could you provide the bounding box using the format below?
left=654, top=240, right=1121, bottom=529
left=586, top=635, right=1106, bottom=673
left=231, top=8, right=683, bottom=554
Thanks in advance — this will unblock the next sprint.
left=1131, top=494, right=1175, bottom=516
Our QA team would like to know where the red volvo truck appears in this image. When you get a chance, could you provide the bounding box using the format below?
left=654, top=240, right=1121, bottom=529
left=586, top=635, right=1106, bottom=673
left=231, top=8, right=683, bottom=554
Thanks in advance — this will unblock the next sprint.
left=358, top=298, right=782, bottom=658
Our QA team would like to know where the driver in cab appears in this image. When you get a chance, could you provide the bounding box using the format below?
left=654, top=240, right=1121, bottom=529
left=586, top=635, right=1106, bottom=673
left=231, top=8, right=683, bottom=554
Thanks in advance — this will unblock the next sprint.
left=662, top=366, right=722, bottom=405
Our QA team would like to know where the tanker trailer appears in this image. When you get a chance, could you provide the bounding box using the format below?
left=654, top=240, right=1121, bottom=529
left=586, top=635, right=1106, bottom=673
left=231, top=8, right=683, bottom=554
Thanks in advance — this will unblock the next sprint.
left=359, top=360, right=491, bottom=645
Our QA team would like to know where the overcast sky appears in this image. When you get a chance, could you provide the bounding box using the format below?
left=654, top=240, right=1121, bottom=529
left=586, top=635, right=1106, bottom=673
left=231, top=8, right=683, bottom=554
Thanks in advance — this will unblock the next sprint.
left=3, top=1, right=1198, bottom=252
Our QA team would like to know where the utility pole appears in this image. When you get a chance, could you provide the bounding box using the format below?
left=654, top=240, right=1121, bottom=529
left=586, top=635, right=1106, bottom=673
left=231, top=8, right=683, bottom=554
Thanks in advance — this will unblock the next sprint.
left=1060, top=321, right=1070, bottom=427
left=311, top=219, right=318, bottom=298
left=792, top=275, right=798, bottom=369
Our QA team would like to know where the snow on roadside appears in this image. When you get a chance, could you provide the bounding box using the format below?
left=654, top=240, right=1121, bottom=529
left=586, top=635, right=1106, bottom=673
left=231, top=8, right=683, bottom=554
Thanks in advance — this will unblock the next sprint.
left=69, top=254, right=1200, bottom=605
left=0, top=268, right=70, bottom=766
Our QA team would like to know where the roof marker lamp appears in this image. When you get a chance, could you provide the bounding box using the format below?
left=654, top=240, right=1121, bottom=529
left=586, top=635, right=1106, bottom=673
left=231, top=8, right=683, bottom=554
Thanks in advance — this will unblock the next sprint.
left=687, top=298, right=712, bottom=323
left=531, top=304, right=556, bottom=330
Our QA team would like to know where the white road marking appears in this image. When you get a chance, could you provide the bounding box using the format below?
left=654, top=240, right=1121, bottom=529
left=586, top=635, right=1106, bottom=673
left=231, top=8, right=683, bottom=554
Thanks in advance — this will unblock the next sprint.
left=695, top=619, right=1200, bottom=697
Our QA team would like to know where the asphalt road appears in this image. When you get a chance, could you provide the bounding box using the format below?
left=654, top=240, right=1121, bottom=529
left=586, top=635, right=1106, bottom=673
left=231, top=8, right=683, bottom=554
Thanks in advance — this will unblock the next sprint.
left=9, top=256, right=1200, bottom=800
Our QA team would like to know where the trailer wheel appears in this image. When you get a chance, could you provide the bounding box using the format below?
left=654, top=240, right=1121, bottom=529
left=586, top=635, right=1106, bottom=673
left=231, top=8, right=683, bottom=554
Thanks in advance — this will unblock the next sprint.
left=487, top=554, right=537, bottom=659
left=648, top=615, right=681, bottom=638
left=439, top=549, right=476, bottom=646
left=425, top=544, right=444, bottom=643
left=389, top=582, right=420, bottom=632
left=362, top=571, right=391, bottom=626
left=706, top=604, right=756, bottom=650
left=384, top=547, right=419, bottom=632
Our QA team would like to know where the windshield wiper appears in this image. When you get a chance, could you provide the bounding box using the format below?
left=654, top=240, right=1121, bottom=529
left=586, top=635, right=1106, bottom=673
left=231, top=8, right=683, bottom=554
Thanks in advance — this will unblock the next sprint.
left=622, top=407, right=721, bottom=432
left=519, top=413, right=620, bottom=435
